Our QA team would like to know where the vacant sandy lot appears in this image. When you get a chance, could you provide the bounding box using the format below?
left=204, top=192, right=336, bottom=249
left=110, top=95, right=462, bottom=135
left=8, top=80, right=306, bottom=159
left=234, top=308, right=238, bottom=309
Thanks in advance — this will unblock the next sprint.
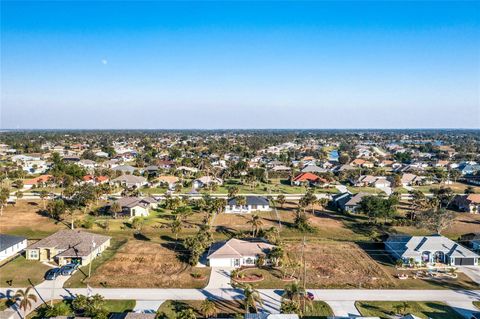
left=251, top=241, right=395, bottom=289
left=86, top=240, right=210, bottom=288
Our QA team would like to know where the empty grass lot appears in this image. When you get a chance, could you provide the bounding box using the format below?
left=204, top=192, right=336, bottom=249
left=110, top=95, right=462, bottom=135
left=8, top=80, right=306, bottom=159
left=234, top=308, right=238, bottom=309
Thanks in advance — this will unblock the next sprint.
left=355, top=301, right=464, bottom=319
left=76, top=239, right=210, bottom=288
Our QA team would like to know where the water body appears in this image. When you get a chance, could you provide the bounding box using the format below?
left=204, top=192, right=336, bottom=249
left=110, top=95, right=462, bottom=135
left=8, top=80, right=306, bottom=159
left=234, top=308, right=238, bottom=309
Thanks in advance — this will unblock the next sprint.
left=329, top=149, right=339, bottom=161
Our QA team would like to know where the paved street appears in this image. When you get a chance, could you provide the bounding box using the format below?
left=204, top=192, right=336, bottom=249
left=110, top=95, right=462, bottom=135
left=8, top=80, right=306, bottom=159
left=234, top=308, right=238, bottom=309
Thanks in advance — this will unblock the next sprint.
left=1, top=286, right=479, bottom=317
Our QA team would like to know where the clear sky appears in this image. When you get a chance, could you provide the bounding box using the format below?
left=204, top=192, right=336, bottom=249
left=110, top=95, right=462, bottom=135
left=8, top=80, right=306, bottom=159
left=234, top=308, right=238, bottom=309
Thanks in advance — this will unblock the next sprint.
left=1, top=1, right=479, bottom=129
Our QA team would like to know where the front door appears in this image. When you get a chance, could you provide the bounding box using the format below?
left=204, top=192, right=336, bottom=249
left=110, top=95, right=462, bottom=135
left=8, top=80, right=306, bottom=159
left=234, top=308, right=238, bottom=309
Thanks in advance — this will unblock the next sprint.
left=234, top=259, right=240, bottom=267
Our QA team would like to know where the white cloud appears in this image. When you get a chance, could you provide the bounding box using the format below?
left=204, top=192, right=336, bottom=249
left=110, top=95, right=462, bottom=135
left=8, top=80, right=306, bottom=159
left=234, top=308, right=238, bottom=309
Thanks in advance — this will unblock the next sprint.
left=101, top=59, right=108, bottom=65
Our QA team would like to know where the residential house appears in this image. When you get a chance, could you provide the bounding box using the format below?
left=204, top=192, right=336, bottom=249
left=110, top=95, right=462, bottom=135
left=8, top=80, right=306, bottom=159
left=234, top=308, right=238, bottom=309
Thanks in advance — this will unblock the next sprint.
left=459, top=233, right=480, bottom=252
left=112, top=165, right=136, bottom=175
left=271, top=165, right=291, bottom=172
left=458, top=162, right=480, bottom=175
left=0, top=234, right=27, bottom=262
left=155, top=175, right=180, bottom=189
left=111, top=175, right=148, bottom=188
left=157, top=160, right=175, bottom=169
left=351, top=175, right=391, bottom=188
left=26, top=230, right=111, bottom=266
left=385, top=234, right=479, bottom=266
left=82, top=175, right=109, bottom=185
left=301, top=164, right=328, bottom=174
left=225, top=196, right=271, bottom=214
left=291, top=172, right=329, bottom=187
left=400, top=173, right=424, bottom=186
left=23, top=175, right=53, bottom=190
left=95, top=151, right=109, bottom=158
left=207, top=238, right=275, bottom=268
left=109, top=197, right=159, bottom=217
left=335, top=192, right=369, bottom=213
left=77, top=159, right=97, bottom=170
left=193, top=176, right=223, bottom=189
left=452, top=194, right=480, bottom=213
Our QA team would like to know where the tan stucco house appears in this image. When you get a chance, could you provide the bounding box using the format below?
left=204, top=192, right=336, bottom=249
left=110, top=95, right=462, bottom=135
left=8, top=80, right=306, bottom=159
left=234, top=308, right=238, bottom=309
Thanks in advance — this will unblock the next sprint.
left=25, top=230, right=111, bottom=266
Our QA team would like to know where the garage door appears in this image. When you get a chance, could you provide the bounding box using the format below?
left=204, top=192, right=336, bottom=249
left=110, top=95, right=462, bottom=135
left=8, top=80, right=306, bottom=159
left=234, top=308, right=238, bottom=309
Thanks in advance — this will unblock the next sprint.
left=455, top=258, right=475, bottom=266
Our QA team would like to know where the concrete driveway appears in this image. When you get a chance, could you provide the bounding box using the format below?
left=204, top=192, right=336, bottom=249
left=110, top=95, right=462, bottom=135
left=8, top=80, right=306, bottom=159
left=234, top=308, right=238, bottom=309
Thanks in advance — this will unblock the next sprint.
left=459, top=266, right=480, bottom=285
left=205, top=267, right=234, bottom=289
left=133, top=300, right=164, bottom=313
left=325, top=301, right=361, bottom=317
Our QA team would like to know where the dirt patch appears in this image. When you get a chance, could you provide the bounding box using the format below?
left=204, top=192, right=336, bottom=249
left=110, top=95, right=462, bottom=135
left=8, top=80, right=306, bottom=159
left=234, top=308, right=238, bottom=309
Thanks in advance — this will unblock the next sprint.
left=86, top=240, right=210, bottom=288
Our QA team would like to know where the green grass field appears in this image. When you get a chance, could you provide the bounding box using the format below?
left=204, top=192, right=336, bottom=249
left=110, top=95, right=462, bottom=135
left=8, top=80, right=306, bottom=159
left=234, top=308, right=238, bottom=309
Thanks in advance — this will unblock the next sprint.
left=355, top=301, right=464, bottom=319
left=0, top=256, right=51, bottom=287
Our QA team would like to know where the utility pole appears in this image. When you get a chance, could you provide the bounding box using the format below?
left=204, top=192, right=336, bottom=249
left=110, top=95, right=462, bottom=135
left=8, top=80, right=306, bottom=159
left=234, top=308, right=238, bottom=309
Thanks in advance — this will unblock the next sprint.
left=302, top=235, right=307, bottom=313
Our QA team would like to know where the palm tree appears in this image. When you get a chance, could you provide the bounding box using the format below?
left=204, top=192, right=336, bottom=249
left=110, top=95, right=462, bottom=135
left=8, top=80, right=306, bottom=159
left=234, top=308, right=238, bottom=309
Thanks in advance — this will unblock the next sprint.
left=170, top=217, right=182, bottom=247
left=200, top=299, right=217, bottom=318
left=109, top=201, right=122, bottom=218
left=236, top=196, right=247, bottom=213
left=268, top=246, right=284, bottom=267
left=247, top=214, right=263, bottom=237
left=282, top=282, right=305, bottom=304
left=14, top=287, right=38, bottom=315
left=282, top=282, right=311, bottom=315
left=39, top=190, right=49, bottom=209
left=242, top=284, right=262, bottom=313
left=276, top=195, right=286, bottom=208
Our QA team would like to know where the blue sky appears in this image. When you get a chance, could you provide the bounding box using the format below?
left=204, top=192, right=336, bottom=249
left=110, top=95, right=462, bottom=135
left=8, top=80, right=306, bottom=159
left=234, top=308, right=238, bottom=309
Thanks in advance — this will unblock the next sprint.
left=1, top=1, right=479, bottom=129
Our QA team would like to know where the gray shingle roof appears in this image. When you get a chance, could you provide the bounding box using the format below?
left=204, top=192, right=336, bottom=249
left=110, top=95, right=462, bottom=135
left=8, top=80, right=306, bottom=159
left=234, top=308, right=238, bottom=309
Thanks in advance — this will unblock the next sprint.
left=227, top=196, right=269, bottom=206
left=386, top=235, right=479, bottom=259
left=0, top=234, right=26, bottom=251
left=28, top=230, right=110, bottom=257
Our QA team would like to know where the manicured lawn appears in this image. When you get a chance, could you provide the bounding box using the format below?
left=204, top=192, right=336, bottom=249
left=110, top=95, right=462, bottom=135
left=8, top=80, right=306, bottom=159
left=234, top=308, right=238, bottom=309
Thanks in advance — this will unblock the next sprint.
left=27, top=299, right=135, bottom=319
left=0, top=255, right=51, bottom=287
left=158, top=300, right=245, bottom=318
left=103, top=300, right=136, bottom=313
left=356, top=301, right=464, bottom=319
left=304, top=301, right=334, bottom=318
left=413, top=182, right=480, bottom=194
left=347, top=186, right=384, bottom=194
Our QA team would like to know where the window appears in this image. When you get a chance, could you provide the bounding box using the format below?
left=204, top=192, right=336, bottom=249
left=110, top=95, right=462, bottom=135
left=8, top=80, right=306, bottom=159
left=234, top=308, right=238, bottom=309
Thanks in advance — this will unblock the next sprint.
left=252, top=205, right=257, bottom=210
left=29, top=250, right=38, bottom=259
left=245, top=257, right=255, bottom=265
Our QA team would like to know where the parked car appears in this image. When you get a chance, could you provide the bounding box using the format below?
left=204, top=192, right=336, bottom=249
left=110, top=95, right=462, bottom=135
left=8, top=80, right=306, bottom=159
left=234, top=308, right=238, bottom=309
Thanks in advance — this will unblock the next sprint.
left=60, top=263, right=79, bottom=276
left=45, top=268, right=62, bottom=280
